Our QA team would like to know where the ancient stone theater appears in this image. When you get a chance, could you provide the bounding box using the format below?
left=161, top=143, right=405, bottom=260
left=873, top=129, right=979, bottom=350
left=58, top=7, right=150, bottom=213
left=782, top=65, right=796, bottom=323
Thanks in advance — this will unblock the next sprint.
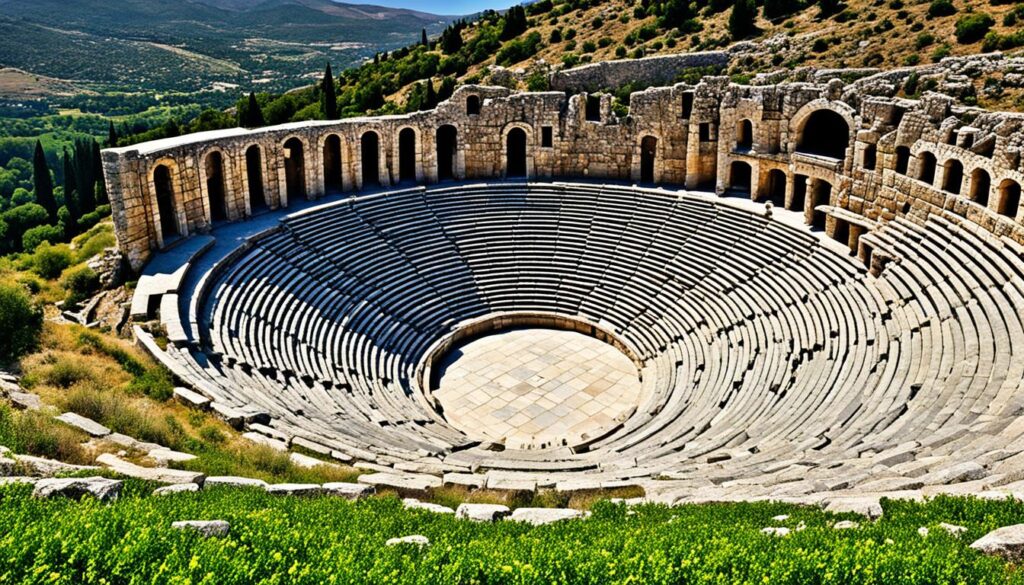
left=101, top=71, right=1024, bottom=502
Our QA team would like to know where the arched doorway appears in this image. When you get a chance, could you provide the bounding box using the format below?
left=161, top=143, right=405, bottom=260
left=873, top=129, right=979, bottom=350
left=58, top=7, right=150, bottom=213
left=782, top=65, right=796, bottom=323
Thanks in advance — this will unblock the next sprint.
left=918, top=152, right=936, bottom=184
left=728, top=161, right=752, bottom=195
left=797, top=109, right=849, bottom=159
left=640, top=135, right=657, bottom=183
left=204, top=151, right=227, bottom=223
left=284, top=137, right=306, bottom=200
left=942, top=160, right=963, bottom=194
left=506, top=128, right=527, bottom=177
left=766, top=169, right=786, bottom=206
left=399, top=128, right=416, bottom=182
left=323, top=134, right=342, bottom=194
left=999, top=179, right=1021, bottom=219
left=436, top=125, right=457, bottom=181
left=153, top=165, right=178, bottom=240
left=246, top=145, right=266, bottom=212
left=970, top=168, right=990, bottom=206
left=736, top=120, right=753, bottom=151
left=361, top=132, right=380, bottom=188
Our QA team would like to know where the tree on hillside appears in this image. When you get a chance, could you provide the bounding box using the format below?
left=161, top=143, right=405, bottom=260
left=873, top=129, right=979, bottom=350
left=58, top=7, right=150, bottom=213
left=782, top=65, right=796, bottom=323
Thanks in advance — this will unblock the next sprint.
left=91, top=140, right=107, bottom=205
left=421, top=28, right=429, bottom=46
left=501, top=5, right=528, bottom=40
left=441, top=21, right=464, bottom=54
left=660, top=0, right=696, bottom=30
left=426, top=78, right=437, bottom=109
left=729, top=0, right=758, bottom=39
left=32, top=141, right=57, bottom=224
left=763, top=0, right=802, bottom=20
left=242, top=93, right=266, bottom=128
left=62, top=147, right=79, bottom=236
left=321, top=63, right=338, bottom=120
left=107, top=121, right=119, bottom=148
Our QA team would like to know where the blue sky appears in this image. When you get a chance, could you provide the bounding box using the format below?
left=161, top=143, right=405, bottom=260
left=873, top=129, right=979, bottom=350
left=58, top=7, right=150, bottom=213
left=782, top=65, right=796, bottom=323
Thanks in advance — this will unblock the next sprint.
left=344, top=0, right=519, bottom=15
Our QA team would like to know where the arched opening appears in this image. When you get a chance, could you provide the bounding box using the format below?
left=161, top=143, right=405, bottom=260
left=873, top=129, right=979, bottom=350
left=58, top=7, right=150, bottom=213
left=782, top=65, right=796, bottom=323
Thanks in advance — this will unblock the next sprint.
left=360, top=132, right=380, bottom=188
left=790, top=175, right=808, bottom=212
left=942, top=160, right=963, bottom=194
left=640, top=135, right=657, bottom=183
left=895, top=146, right=911, bottom=174
left=970, top=168, right=990, bottom=207
left=766, top=169, right=786, bottom=206
left=918, top=151, right=936, bottom=184
left=999, top=179, right=1021, bottom=219
left=245, top=145, right=266, bottom=213
left=728, top=161, right=752, bottom=195
left=736, top=120, right=753, bottom=151
left=436, top=125, right=457, bottom=181
left=466, top=95, right=481, bottom=115
left=796, top=109, right=849, bottom=159
left=323, top=134, right=343, bottom=194
left=399, top=128, right=416, bottom=182
left=153, top=165, right=178, bottom=240
left=204, top=151, right=227, bottom=223
left=283, top=137, right=306, bottom=200
left=810, top=180, right=831, bottom=231
left=506, top=128, right=527, bottom=178
left=862, top=144, right=877, bottom=171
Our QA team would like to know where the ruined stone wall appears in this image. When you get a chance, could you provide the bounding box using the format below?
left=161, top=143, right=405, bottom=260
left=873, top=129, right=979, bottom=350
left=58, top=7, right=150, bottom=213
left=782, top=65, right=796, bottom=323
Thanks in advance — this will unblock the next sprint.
left=103, top=79, right=1024, bottom=272
left=548, top=52, right=730, bottom=93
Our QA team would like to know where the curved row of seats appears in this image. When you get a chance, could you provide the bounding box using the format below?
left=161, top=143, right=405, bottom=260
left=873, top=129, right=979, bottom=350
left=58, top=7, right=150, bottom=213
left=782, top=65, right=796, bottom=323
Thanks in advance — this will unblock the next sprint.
left=152, top=181, right=1024, bottom=497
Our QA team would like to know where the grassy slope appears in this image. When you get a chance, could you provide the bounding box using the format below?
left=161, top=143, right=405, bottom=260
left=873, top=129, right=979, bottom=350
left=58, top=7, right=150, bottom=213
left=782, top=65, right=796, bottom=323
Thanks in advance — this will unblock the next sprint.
left=1, top=486, right=1023, bottom=584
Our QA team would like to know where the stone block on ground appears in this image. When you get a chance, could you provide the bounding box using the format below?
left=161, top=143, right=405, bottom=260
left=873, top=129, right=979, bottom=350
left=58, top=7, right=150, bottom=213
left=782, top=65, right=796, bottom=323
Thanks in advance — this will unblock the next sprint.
left=154, top=483, right=201, bottom=496
left=323, top=482, right=374, bottom=500
left=8, top=392, right=41, bottom=410
left=54, top=412, right=110, bottom=437
left=403, top=498, right=454, bottom=514
left=386, top=535, right=429, bottom=547
left=172, top=520, right=230, bottom=538
left=265, top=483, right=324, bottom=497
left=204, top=476, right=268, bottom=489
left=972, top=524, right=1024, bottom=562
left=508, top=508, right=587, bottom=525
left=32, top=477, right=122, bottom=501
left=456, top=503, right=511, bottom=522
left=96, top=453, right=205, bottom=485
left=173, top=387, right=210, bottom=409
left=358, top=472, right=441, bottom=493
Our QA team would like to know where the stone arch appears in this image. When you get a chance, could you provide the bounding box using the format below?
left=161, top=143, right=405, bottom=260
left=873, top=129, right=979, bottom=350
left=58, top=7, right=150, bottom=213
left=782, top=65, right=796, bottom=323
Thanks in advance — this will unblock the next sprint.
left=764, top=168, right=786, bottom=206
left=502, top=123, right=533, bottom=178
left=918, top=151, right=937, bottom=184
left=203, top=150, right=228, bottom=223
left=970, top=168, right=991, bottom=207
left=791, top=101, right=856, bottom=160
left=466, top=95, right=481, bottom=115
left=736, top=119, right=753, bottom=151
left=322, top=134, right=343, bottom=194
left=397, top=127, right=418, bottom=183
left=245, top=144, right=267, bottom=213
left=942, top=159, right=963, bottom=194
left=998, top=179, right=1021, bottom=219
left=360, top=131, right=382, bottom=188
left=281, top=136, right=308, bottom=203
left=639, top=135, right=658, bottom=183
left=436, top=125, right=458, bottom=181
left=150, top=160, right=182, bottom=244
left=728, top=161, right=752, bottom=194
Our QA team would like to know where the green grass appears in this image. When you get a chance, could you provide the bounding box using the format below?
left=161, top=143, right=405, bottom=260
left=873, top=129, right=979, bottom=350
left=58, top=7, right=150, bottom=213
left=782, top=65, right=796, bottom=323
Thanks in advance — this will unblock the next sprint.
left=0, top=485, right=1023, bottom=584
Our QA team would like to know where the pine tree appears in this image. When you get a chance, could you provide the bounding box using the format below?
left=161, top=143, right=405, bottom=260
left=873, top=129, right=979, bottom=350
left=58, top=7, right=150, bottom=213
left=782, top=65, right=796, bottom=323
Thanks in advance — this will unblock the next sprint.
left=425, top=79, right=437, bottom=109
left=321, top=63, right=338, bottom=120
left=32, top=141, right=57, bottom=223
left=729, top=0, right=757, bottom=39
left=107, top=121, right=119, bottom=148
left=421, top=28, right=428, bottom=46
left=501, top=6, right=528, bottom=40
left=243, top=93, right=266, bottom=128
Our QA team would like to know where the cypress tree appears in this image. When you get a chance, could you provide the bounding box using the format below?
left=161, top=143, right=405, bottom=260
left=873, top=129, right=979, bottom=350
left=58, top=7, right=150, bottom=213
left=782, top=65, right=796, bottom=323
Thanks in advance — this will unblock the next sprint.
left=92, top=139, right=107, bottom=205
left=425, top=79, right=437, bottom=109
left=243, top=92, right=266, bottom=128
left=73, top=138, right=96, bottom=214
left=421, top=28, right=428, bottom=46
left=729, top=0, right=758, bottom=39
left=62, top=146, right=79, bottom=232
left=32, top=140, right=57, bottom=223
left=321, top=63, right=338, bottom=120
left=107, top=121, right=119, bottom=147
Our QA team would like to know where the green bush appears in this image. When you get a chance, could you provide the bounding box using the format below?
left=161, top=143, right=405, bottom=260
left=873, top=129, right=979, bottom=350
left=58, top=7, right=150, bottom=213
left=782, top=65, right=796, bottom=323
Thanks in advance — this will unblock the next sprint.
left=955, top=13, right=994, bottom=43
left=60, top=264, right=99, bottom=305
left=21, top=224, right=63, bottom=253
left=0, top=282, right=42, bottom=363
left=927, top=0, right=956, bottom=17
left=495, top=31, right=543, bottom=66
left=30, top=241, right=72, bottom=279
left=0, top=404, right=89, bottom=463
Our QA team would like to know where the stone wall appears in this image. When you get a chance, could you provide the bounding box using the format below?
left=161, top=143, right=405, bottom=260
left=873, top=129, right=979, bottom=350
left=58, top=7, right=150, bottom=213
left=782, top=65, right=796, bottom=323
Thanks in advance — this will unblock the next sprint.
left=548, top=52, right=729, bottom=92
left=103, top=78, right=1024, bottom=272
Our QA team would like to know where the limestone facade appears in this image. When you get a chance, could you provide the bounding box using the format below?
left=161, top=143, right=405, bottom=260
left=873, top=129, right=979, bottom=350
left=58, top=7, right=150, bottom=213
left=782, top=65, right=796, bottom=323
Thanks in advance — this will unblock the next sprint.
left=103, top=79, right=1024, bottom=272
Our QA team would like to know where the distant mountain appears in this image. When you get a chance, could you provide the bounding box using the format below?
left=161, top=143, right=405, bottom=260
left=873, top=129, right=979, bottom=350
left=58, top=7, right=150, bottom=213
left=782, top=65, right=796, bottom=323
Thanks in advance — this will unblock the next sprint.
left=0, top=0, right=453, bottom=96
